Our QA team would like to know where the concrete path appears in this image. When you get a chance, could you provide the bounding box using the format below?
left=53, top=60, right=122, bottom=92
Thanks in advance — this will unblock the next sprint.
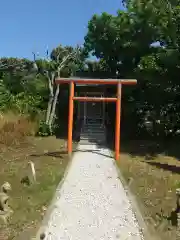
left=39, top=123, right=144, bottom=240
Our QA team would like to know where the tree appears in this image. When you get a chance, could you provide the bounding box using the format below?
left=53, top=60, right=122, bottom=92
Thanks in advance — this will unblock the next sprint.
left=36, top=45, right=86, bottom=133
left=0, top=57, right=44, bottom=114
left=84, top=1, right=180, bottom=138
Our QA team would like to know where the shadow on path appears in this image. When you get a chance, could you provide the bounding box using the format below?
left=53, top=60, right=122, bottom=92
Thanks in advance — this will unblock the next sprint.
left=74, top=149, right=113, bottom=159
left=30, top=148, right=113, bottom=159
left=30, top=151, right=66, bottom=159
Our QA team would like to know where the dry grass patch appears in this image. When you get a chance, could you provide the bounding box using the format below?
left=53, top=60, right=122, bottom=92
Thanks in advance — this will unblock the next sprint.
left=0, top=113, right=75, bottom=240
left=119, top=142, right=180, bottom=240
left=0, top=112, right=37, bottom=148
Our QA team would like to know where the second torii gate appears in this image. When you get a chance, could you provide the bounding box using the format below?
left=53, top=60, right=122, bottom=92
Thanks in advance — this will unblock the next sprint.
left=55, top=78, right=137, bottom=161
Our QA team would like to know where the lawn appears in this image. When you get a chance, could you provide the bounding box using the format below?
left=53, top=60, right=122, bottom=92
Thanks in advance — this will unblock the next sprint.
left=0, top=114, right=76, bottom=240
left=118, top=140, right=180, bottom=240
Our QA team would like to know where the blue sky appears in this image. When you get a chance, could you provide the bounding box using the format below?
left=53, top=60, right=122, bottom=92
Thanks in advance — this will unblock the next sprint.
left=0, top=0, right=123, bottom=60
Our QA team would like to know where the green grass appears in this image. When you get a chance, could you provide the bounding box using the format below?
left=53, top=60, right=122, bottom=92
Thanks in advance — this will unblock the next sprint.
left=117, top=141, right=180, bottom=240
left=0, top=136, right=73, bottom=240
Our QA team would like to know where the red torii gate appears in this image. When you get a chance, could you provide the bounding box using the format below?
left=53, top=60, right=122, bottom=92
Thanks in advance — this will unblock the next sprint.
left=55, top=78, right=137, bottom=161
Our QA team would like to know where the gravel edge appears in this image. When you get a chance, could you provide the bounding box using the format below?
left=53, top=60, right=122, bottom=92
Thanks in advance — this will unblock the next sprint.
left=113, top=159, right=153, bottom=240
left=33, top=154, right=74, bottom=240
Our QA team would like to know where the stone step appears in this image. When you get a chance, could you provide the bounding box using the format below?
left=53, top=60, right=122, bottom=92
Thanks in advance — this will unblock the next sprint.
left=80, top=132, right=106, bottom=136
left=81, top=129, right=105, bottom=132
left=81, top=134, right=105, bottom=137
left=85, top=124, right=103, bottom=126
left=80, top=139, right=106, bottom=143
left=82, top=129, right=105, bottom=132
left=86, top=119, right=102, bottom=121
left=80, top=137, right=106, bottom=140
left=82, top=134, right=105, bottom=136
left=82, top=130, right=105, bottom=133
left=81, top=133, right=105, bottom=136
left=85, top=120, right=103, bottom=122
left=82, top=128, right=104, bottom=131
left=80, top=134, right=106, bottom=137
left=83, top=125, right=104, bottom=128
left=81, top=135, right=105, bottom=139
left=82, top=131, right=103, bottom=133
left=81, top=130, right=105, bottom=133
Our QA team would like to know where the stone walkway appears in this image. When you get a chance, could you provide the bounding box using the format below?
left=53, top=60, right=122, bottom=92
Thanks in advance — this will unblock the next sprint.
left=37, top=123, right=144, bottom=240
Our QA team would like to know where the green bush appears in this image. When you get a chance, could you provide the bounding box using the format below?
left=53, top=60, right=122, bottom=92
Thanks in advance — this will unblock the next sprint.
left=37, top=121, right=52, bottom=136
left=37, top=120, right=59, bottom=136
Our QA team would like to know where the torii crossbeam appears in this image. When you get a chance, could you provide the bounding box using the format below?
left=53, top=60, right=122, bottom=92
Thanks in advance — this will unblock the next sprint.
left=55, top=78, right=137, bottom=161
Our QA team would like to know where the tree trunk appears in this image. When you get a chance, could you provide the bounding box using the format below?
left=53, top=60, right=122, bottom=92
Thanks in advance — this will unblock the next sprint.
left=46, top=94, right=53, bottom=124
left=48, top=84, right=60, bottom=131
left=45, top=74, right=54, bottom=124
